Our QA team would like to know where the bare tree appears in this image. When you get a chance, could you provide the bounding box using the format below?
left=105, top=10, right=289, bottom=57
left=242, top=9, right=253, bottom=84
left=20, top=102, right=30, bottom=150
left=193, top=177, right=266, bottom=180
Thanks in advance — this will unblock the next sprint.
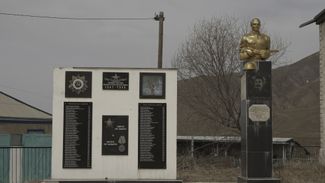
left=173, top=16, right=287, bottom=131
left=269, top=34, right=290, bottom=67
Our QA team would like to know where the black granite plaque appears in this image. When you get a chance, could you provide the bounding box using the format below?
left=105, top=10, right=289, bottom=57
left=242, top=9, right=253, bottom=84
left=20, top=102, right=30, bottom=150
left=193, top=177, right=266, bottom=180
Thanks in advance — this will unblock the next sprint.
left=102, top=115, right=128, bottom=155
left=65, top=71, right=92, bottom=98
left=103, top=72, right=129, bottom=90
left=63, top=102, right=92, bottom=168
left=244, top=62, right=271, bottom=100
left=239, top=61, right=279, bottom=183
left=138, top=103, right=166, bottom=169
left=139, top=73, right=165, bottom=99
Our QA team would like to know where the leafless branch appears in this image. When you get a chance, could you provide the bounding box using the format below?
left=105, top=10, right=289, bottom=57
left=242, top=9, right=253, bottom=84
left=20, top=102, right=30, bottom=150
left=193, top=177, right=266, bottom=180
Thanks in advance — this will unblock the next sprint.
left=173, top=16, right=288, bottom=131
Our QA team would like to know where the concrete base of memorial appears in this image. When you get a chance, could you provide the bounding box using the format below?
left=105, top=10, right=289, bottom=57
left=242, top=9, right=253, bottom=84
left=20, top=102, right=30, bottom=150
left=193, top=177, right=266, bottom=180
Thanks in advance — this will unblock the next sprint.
left=41, top=179, right=182, bottom=183
left=238, top=177, right=280, bottom=183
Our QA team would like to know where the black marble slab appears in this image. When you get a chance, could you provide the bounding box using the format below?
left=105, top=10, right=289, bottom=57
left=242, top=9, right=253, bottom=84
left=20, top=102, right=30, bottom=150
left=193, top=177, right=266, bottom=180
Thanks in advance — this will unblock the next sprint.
left=138, top=103, right=167, bottom=169
left=240, top=100, right=272, bottom=152
left=247, top=151, right=272, bottom=178
left=102, top=72, right=129, bottom=90
left=239, top=61, right=280, bottom=182
left=65, top=71, right=92, bottom=98
left=238, top=177, right=280, bottom=183
left=240, top=151, right=247, bottom=177
left=63, top=102, right=92, bottom=169
left=241, top=61, right=272, bottom=100
left=240, top=100, right=247, bottom=151
left=102, top=115, right=129, bottom=155
left=247, top=125, right=272, bottom=151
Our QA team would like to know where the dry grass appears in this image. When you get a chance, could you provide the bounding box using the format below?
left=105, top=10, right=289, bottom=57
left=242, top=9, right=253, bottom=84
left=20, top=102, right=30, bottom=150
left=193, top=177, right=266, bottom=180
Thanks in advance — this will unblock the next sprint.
left=177, top=155, right=239, bottom=182
left=274, top=160, right=325, bottom=183
left=178, top=155, right=325, bottom=183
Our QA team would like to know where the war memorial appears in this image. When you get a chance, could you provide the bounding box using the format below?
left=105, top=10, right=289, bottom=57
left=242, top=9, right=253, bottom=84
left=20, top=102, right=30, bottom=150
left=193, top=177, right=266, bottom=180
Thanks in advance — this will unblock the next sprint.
left=44, top=17, right=283, bottom=183
left=45, top=68, right=181, bottom=182
left=237, top=18, right=280, bottom=183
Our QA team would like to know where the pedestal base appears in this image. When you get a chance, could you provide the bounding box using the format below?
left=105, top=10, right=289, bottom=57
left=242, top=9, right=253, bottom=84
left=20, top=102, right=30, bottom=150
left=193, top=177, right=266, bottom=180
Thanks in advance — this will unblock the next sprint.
left=42, top=179, right=182, bottom=183
left=238, top=177, right=280, bottom=183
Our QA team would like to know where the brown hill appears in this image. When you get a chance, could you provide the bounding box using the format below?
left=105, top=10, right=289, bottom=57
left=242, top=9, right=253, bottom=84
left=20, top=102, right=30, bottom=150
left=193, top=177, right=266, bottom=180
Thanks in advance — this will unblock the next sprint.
left=272, top=52, right=319, bottom=146
left=178, top=52, right=320, bottom=146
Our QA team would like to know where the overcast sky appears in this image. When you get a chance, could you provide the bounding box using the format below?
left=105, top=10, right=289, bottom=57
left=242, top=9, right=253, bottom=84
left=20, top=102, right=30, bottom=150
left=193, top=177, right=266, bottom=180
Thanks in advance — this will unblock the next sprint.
left=0, top=0, right=323, bottom=113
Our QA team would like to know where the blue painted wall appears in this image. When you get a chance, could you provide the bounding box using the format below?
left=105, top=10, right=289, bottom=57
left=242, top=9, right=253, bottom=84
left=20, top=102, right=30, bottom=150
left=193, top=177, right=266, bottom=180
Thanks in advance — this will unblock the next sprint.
left=22, top=134, right=52, bottom=182
left=0, top=134, right=10, bottom=183
left=0, top=134, right=52, bottom=183
left=22, top=134, right=51, bottom=147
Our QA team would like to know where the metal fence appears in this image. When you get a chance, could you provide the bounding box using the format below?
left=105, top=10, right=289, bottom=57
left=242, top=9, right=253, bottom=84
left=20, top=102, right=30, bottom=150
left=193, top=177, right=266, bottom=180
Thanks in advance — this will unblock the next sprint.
left=0, top=147, right=51, bottom=183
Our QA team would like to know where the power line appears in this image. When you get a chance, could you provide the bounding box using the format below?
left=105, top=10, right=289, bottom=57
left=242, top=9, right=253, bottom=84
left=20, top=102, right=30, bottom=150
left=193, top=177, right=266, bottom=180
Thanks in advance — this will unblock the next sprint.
left=0, top=12, right=154, bottom=21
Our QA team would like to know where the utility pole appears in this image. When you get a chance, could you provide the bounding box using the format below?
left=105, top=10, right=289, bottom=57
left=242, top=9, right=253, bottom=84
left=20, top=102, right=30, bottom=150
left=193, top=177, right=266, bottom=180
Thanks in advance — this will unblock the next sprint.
left=154, top=12, right=164, bottom=69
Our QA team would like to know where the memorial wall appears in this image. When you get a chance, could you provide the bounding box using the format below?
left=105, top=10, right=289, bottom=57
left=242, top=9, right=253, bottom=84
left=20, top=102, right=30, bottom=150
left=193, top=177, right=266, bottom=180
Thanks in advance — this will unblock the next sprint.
left=51, top=68, right=177, bottom=180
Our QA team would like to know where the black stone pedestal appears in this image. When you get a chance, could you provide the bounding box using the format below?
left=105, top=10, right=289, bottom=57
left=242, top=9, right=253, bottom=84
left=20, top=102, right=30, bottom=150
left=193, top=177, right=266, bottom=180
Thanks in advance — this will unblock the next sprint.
left=238, top=177, right=280, bottom=183
left=42, top=180, right=182, bottom=183
left=238, top=61, right=280, bottom=183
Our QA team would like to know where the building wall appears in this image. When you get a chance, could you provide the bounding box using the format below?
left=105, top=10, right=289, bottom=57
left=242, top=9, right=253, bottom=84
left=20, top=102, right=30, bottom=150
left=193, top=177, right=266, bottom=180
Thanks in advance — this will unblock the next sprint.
left=320, top=22, right=325, bottom=165
left=0, top=123, right=52, bottom=134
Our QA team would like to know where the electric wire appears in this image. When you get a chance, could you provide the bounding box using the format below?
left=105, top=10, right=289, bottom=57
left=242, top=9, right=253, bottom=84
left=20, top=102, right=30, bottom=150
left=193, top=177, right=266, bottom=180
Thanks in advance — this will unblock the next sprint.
left=0, top=12, right=154, bottom=21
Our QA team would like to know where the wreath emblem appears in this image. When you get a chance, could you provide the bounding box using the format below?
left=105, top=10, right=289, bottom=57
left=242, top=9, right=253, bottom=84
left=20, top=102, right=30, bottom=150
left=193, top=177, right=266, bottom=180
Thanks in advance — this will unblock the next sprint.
left=68, top=75, right=88, bottom=94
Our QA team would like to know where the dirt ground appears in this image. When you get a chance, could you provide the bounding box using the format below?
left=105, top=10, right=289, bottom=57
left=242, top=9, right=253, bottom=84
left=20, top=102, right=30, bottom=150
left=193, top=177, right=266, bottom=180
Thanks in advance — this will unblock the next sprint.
left=177, top=156, right=325, bottom=183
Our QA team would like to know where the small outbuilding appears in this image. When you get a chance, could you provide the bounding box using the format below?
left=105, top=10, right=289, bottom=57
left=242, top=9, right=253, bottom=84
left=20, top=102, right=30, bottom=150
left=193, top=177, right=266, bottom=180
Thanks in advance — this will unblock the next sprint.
left=300, top=8, right=325, bottom=165
left=177, top=136, right=309, bottom=163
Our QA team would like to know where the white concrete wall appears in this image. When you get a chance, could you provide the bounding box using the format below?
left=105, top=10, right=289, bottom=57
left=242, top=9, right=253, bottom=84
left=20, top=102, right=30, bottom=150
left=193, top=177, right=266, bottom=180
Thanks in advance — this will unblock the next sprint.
left=51, top=68, right=177, bottom=180
left=320, top=22, right=325, bottom=165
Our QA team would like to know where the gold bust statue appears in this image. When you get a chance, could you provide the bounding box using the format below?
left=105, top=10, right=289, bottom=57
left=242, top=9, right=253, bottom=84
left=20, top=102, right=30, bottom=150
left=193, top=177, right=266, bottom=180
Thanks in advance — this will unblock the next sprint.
left=240, top=18, right=270, bottom=70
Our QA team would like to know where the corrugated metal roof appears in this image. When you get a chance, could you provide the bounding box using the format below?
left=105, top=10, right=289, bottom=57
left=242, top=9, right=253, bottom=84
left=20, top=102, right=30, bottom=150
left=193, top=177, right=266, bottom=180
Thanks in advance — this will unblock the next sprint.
left=299, top=8, right=325, bottom=27
left=178, top=136, right=241, bottom=142
left=177, top=136, right=293, bottom=144
left=0, top=91, right=51, bottom=120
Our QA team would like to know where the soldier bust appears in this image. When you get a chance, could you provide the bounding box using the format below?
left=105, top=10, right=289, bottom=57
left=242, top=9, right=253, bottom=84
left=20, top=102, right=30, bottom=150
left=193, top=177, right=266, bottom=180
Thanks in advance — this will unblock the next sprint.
left=240, top=18, right=271, bottom=70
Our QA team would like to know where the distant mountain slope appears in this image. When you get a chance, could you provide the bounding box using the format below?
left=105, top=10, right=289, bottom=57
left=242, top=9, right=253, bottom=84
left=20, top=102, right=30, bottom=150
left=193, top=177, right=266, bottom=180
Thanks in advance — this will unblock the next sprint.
left=272, top=52, right=319, bottom=146
left=178, top=52, right=320, bottom=146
